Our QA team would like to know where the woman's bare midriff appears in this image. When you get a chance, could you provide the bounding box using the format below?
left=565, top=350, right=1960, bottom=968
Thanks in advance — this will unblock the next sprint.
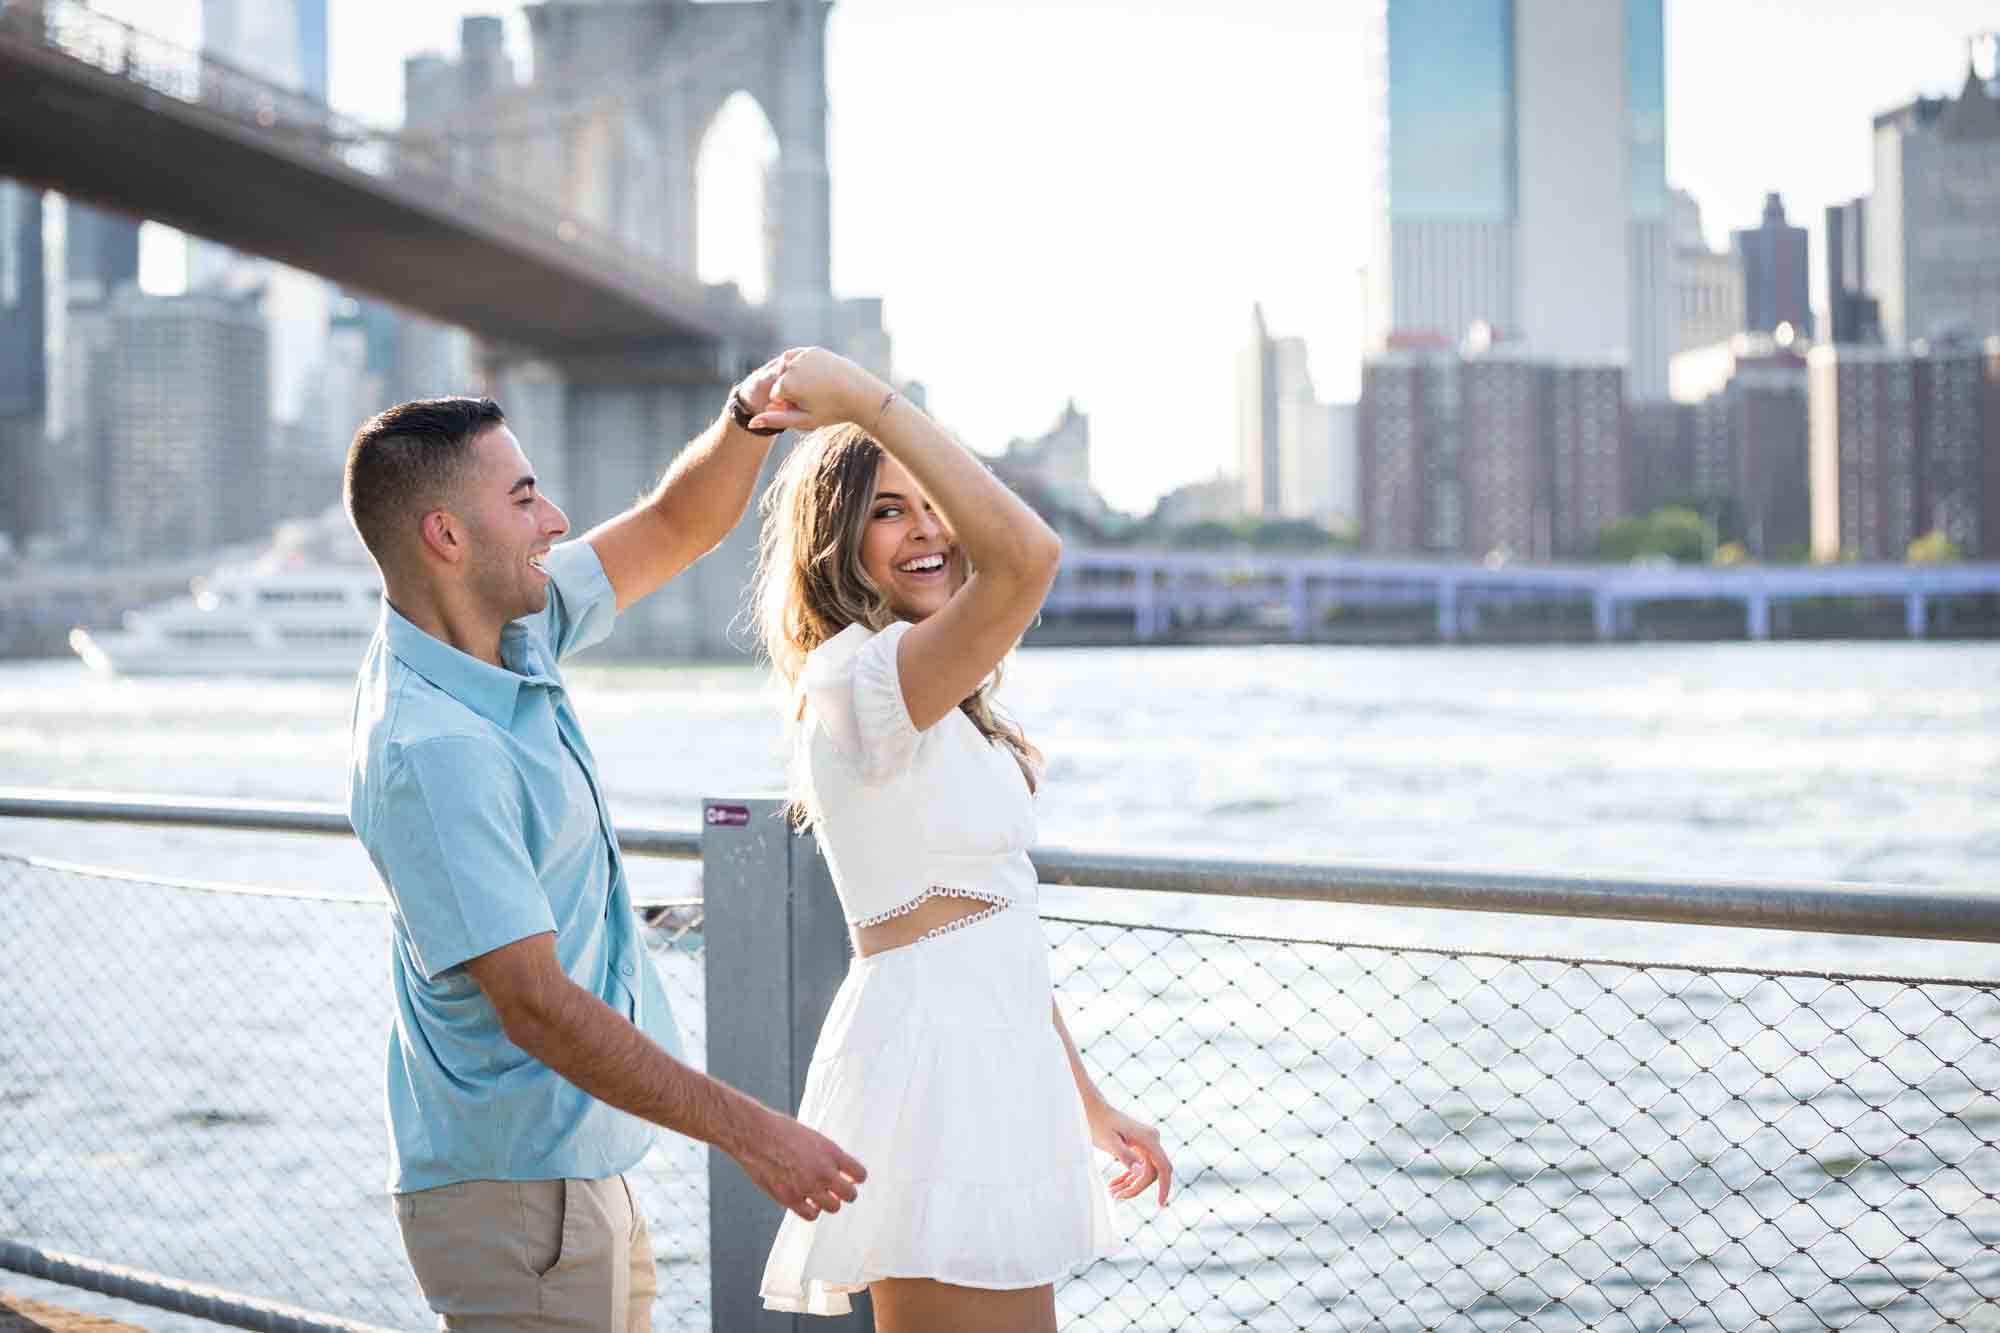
left=851, top=894, right=1002, bottom=957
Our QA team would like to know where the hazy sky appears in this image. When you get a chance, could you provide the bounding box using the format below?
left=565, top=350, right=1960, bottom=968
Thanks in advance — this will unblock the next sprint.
left=102, top=1, right=2000, bottom=513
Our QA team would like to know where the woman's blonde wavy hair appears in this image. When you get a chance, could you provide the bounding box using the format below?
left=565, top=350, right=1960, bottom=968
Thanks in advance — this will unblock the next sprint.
left=750, top=423, right=1043, bottom=812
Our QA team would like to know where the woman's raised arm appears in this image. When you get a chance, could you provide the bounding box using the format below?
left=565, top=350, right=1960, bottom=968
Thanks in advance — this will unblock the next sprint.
left=757, top=349, right=1061, bottom=729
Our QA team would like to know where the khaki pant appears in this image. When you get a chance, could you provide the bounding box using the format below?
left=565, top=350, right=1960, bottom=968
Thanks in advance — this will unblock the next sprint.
left=394, top=1175, right=656, bottom=1331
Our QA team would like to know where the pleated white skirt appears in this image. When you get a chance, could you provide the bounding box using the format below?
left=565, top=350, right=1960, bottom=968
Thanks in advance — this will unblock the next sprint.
left=759, top=905, right=1118, bottom=1316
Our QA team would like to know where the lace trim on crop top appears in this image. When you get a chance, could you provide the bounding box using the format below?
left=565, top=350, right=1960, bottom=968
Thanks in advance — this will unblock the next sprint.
left=851, top=886, right=1011, bottom=946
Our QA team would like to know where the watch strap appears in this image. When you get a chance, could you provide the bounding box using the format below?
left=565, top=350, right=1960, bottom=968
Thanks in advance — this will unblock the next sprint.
left=728, top=386, right=784, bottom=437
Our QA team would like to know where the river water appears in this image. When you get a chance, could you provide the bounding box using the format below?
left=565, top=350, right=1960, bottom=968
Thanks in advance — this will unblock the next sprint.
left=3, top=642, right=1997, bottom=1328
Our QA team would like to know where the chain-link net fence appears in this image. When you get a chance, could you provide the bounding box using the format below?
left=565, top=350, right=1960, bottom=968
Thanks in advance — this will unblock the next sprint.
left=6, top=849, right=1999, bottom=1330
left=1047, top=916, right=2000, bottom=1330
left=0, top=852, right=708, bottom=1331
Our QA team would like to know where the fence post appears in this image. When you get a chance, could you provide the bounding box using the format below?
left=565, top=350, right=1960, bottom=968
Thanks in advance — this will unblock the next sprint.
left=702, top=796, right=873, bottom=1332
left=1746, top=590, right=1771, bottom=640
left=1436, top=578, right=1459, bottom=641
left=1592, top=589, right=1617, bottom=641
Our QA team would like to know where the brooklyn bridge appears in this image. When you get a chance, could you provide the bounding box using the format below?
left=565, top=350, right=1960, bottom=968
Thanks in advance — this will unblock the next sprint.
left=0, top=0, right=845, bottom=654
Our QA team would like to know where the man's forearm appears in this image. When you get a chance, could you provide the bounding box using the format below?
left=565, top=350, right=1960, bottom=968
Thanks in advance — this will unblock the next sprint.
left=506, top=971, right=770, bottom=1158
left=646, top=413, right=774, bottom=556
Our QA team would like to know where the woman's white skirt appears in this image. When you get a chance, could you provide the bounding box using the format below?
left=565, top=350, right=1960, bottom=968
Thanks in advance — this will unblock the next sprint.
left=759, top=905, right=1119, bottom=1315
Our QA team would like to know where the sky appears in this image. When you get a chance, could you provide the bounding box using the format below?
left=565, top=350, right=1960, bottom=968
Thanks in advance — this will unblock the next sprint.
left=100, top=0, right=2000, bottom=514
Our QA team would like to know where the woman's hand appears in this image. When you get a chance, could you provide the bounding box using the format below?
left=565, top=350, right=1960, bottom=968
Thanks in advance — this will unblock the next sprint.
left=751, top=347, right=889, bottom=435
left=1087, top=1100, right=1173, bottom=1206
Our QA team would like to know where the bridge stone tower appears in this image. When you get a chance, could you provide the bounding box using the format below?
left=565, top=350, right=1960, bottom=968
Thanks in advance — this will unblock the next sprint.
left=431, top=0, right=840, bottom=656
left=520, top=0, right=834, bottom=348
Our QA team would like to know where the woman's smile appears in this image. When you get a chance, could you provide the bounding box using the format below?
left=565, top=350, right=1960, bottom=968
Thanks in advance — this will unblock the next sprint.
left=894, top=549, right=952, bottom=579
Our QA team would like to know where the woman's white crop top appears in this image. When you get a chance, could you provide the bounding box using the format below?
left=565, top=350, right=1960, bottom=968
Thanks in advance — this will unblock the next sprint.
left=796, top=621, right=1039, bottom=925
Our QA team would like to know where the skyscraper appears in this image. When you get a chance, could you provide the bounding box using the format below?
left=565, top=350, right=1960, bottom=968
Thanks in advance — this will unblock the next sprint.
left=63, top=202, right=140, bottom=305
left=1733, top=193, right=1812, bottom=339
left=0, top=182, right=46, bottom=549
left=1239, top=306, right=1354, bottom=525
left=295, top=0, right=328, bottom=103
left=1366, top=0, right=1672, bottom=398
left=1238, top=305, right=1281, bottom=516
left=0, top=184, right=43, bottom=419
left=102, top=287, right=270, bottom=560
left=1867, top=66, right=2000, bottom=347
left=190, top=0, right=331, bottom=433
left=1671, top=189, right=1746, bottom=353
left=49, top=200, right=144, bottom=544
left=1825, top=196, right=1881, bottom=345
left=1316, top=404, right=1360, bottom=535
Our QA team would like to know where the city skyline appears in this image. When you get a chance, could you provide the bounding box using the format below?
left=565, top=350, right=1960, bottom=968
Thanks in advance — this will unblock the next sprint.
left=80, top=0, right=2000, bottom=514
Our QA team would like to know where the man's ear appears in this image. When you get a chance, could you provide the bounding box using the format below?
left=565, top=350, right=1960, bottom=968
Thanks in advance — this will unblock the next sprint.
left=419, top=509, right=467, bottom=566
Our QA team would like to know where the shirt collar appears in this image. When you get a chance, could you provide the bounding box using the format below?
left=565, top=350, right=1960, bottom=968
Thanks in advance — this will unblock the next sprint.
left=381, top=601, right=551, bottom=726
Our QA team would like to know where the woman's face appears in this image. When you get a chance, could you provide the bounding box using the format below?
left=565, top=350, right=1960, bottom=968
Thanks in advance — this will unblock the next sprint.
left=858, top=455, right=964, bottom=621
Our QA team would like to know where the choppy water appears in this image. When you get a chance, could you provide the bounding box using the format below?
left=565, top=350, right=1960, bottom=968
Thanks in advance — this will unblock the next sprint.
left=3, top=642, right=1998, bottom=1328
left=4, top=641, right=1996, bottom=970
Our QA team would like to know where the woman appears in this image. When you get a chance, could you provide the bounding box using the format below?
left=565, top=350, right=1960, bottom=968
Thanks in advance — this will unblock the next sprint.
left=747, top=348, right=1172, bottom=1332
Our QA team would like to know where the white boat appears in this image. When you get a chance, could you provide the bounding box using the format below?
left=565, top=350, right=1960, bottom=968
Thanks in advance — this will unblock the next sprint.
left=70, top=508, right=383, bottom=677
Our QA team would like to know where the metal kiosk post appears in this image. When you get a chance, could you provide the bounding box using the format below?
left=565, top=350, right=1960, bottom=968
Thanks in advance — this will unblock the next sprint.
left=701, top=796, right=873, bottom=1332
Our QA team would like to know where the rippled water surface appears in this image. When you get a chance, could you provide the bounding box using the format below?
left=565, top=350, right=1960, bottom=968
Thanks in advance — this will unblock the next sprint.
left=4, top=642, right=1997, bottom=1327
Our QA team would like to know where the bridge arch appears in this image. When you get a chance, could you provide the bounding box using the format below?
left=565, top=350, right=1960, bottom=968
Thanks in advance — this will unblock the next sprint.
left=693, top=89, right=780, bottom=306
left=520, top=0, right=833, bottom=345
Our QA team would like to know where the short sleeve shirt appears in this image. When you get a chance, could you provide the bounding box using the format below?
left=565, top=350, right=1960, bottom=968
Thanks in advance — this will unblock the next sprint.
left=348, top=540, right=682, bottom=1192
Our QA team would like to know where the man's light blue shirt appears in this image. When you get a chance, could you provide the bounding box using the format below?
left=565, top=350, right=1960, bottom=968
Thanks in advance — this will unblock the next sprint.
left=347, top=540, right=682, bottom=1193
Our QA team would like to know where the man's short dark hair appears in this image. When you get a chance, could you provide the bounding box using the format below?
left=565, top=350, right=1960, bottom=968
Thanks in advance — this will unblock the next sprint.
left=344, top=396, right=506, bottom=566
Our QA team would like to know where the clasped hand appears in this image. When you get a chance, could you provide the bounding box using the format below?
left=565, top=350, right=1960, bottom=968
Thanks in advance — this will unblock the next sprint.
left=735, top=347, right=890, bottom=437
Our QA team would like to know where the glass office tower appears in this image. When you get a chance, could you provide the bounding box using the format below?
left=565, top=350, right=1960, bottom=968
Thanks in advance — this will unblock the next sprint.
left=1368, top=0, right=1671, bottom=398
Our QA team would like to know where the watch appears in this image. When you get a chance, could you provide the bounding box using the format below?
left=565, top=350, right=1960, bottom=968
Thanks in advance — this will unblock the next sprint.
left=728, top=386, right=784, bottom=437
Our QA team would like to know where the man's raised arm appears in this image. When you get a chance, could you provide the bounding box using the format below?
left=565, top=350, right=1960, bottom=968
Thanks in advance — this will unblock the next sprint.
left=581, top=350, right=797, bottom=611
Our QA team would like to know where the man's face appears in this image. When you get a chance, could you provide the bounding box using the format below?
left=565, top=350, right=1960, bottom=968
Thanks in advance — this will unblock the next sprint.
left=456, top=425, right=570, bottom=624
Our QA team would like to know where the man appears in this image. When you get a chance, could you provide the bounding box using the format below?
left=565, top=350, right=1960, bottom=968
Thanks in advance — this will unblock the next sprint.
left=345, top=351, right=863, bottom=1330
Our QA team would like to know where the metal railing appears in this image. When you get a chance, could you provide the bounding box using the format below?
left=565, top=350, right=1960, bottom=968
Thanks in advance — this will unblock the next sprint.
left=3, top=790, right=1997, bottom=1330
left=7, top=789, right=1995, bottom=944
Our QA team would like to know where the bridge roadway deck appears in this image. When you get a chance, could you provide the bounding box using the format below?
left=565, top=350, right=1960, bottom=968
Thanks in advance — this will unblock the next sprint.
left=0, top=3, right=769, bottom=378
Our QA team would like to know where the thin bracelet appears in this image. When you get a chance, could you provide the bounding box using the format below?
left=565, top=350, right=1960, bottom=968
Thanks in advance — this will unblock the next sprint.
left=870, top=389, right=900, bottom=435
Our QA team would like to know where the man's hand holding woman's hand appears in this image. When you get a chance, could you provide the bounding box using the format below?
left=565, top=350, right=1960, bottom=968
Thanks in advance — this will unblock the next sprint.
left=748, top=348, right=892, bottom=437
left=732, top=347, right=804, bottom=421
